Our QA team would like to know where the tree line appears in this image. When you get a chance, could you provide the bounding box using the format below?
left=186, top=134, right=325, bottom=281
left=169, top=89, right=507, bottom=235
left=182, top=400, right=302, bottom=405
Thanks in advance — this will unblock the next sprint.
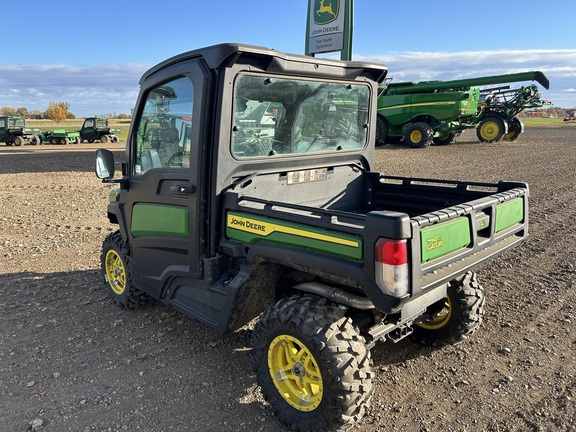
left=0, top=102, right=131, bottom=122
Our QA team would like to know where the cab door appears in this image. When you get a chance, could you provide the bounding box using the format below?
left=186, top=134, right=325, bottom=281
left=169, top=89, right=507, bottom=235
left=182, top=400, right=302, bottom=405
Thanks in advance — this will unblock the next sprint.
left=122, top=70, right=203, bottom=298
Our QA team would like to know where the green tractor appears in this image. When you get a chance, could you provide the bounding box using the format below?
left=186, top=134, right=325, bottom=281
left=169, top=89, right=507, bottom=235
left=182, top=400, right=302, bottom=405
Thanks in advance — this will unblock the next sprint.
left=0, top=116, right=40, bottom=146
left=376, top=71, right=549, bottom=148
left=78, top=117, right=120, bottom=143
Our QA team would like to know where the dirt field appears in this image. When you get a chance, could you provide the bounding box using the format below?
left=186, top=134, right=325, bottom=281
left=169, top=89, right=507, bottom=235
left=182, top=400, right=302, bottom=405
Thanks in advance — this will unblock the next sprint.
left=1, top=126, right=575, bottom=432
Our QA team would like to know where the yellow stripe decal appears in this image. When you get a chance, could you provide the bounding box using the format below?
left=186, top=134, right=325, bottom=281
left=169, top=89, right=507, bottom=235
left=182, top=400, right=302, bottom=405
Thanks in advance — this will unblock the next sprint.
left=378, top=101, right=457, bottom=111
left=227, top=214, right=359, bottom=248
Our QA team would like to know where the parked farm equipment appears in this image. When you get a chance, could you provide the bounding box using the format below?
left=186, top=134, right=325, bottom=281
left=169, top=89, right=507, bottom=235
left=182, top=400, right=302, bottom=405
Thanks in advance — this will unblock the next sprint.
left=563, top=109, right=576, bottom=122
left=476, top=83, right=550, bottom=142
left=0, top=116, right=40, bottom=146
left=78, top=117, right=120, bottom=143
left=376, top=71, right=550, bottom=147
left=38, top=129, right=81, bottom=145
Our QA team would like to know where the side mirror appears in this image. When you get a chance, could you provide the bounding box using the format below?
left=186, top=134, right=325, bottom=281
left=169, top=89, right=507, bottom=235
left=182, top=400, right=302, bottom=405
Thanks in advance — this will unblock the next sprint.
left=95, top=149, right=115, bottom=180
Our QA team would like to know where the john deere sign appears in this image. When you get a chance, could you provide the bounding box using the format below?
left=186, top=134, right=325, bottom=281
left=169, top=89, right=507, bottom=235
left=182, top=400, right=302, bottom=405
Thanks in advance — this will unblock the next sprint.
left=306, top=0, right=352, bottom=60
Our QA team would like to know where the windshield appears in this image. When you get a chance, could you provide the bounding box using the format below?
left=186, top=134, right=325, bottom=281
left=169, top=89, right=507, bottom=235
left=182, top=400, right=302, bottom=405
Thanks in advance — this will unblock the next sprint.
left=232, top=74, right=370, bottom=159
left=8, top=118, right=25, bottom=127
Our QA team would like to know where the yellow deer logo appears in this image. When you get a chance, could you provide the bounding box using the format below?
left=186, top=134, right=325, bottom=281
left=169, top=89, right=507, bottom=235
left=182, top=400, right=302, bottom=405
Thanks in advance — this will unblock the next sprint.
left=317, top=0, right=337, bottom=19
left=315, top=0, right=339, bottom=24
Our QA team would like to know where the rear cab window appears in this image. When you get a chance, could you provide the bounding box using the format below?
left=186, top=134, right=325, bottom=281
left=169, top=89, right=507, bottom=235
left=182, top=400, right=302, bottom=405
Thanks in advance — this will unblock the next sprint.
left=232, top=74, right=370, bottom=159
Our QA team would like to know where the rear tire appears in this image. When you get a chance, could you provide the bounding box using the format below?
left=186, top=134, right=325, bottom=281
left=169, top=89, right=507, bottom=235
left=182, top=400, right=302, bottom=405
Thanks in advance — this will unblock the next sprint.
left=413, top=271, right=485, bottom=346
left=433, top=132, right=459, bottom=146
left=405, top=122, right=433, bottom=148
left=101, top=135, right=109, bottom=143
left=100, top=231, right=147, bottom=309
left=251, top=295, right=373, bottom=432
left=14, top=136, right=24, bottom=146
left=502, top=116, right=523, bottom=142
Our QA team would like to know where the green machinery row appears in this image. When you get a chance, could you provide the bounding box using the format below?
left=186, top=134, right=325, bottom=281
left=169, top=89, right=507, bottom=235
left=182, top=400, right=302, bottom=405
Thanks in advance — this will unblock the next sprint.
left=376, top=71, right=550, bottom=148
left=0, top=117, right=120, bottom=146
left=2, top=73, right=549, bottom=149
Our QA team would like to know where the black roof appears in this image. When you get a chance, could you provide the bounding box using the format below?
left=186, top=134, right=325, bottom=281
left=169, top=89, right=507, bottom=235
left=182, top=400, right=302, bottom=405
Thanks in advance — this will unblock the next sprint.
left=140, top=43, right=387, bottom=85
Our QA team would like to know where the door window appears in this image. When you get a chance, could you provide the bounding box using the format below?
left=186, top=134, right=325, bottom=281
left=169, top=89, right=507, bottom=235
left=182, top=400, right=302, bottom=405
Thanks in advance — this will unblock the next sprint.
left=134, top=76, right=194, bottom=174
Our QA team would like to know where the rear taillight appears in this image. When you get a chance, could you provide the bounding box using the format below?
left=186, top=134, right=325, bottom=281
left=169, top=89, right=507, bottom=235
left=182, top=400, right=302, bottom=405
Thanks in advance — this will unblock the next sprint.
left=375, top=238, right=409, bottom=297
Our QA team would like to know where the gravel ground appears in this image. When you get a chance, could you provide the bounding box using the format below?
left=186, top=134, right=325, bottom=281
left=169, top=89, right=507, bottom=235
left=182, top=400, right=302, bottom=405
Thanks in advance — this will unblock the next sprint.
left=1, top=125, right=575, bottom=432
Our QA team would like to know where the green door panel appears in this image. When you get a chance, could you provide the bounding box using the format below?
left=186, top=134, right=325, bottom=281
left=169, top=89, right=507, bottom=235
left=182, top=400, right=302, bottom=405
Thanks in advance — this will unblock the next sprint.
left=131, top=203, right=189, bottom=238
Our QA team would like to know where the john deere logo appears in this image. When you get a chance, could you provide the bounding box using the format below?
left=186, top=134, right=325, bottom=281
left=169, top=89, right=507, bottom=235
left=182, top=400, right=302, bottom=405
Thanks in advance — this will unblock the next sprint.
left=426, top=235, right=444, bottom=251
left=314, top=0, right=339, bottom=25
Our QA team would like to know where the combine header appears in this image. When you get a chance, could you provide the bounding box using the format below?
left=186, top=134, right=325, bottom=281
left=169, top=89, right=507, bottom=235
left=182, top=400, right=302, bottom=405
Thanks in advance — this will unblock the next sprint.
left=377, top=71, right=550, bottom=147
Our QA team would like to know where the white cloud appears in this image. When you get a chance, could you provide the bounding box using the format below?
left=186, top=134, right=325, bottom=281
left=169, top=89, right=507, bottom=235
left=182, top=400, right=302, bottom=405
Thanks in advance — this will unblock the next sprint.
left=1, top=49, right=575, bottom=117
left=356, top=49, right=576, bottom=108
left=0, top=63, right=150, bottom=116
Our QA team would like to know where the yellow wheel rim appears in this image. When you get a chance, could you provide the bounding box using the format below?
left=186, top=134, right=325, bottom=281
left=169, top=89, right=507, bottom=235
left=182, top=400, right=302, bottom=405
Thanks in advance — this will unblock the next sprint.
left=105, top=249, right=127, bottom=295
left=267, top=334, right=323, bottom=411
left=480, top=121, right=499, bottom=140
left=410, top=130, right=422, bottom=143
left=417, top=296, right=452, bottom=330
left=503, top=129, right=517, bottom=140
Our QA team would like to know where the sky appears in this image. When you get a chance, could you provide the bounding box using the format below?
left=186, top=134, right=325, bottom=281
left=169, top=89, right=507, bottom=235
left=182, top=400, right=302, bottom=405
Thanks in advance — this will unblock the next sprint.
left=2, top=0, right=575, bottom=117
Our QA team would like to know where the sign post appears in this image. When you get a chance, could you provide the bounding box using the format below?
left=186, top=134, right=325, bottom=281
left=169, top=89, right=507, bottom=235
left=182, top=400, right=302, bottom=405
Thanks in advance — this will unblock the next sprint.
left=305, top=0, right=353, bottom=61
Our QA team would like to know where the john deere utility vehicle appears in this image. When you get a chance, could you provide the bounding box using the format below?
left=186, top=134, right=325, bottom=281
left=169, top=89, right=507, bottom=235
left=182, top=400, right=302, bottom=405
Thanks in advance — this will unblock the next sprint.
left=95, top=43, right=529, bottom=431
left=376, top=71, right=549, bottom=147
left=79, top=117, right=120, bottom=143
left=0, top=116, right=40, bottom=146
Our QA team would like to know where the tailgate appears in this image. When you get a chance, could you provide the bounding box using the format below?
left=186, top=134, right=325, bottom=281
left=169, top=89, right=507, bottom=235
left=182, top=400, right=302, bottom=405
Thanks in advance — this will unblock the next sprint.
left=410, top=182, right=529, bottom=293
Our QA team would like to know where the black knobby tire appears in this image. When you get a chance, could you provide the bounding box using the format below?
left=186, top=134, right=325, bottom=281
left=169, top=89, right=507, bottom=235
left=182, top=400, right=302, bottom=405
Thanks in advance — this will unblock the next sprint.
left=433, top=132, right=459, bottom=146
left=405, top=122, right=433, bottom=148
left=413, top=271, right=485, bottom=346
left=375, top=115, right=387, bottom=146
left=502, top=116, right=523, bottom=142
left=251, top=295, right=373, bottom=432
left=476, top=116, right=506, bottom=143
left=100, top=230, right=147, bottom=309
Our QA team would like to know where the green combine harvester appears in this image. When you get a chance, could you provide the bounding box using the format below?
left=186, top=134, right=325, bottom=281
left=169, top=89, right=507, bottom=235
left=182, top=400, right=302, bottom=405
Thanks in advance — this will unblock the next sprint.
left=376, top=71, right=550, bottom=147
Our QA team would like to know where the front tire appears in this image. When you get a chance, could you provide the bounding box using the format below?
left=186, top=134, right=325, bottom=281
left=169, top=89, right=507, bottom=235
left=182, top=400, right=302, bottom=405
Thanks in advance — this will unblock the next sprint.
left=100, top=231, right=147, bottom=309
left=477, top=116, right=507, bottom=143
left=405, top=122, right=433, bottom=148
left=251, top=295, right=373, bottom=432
left=376, top=115, right=387, bottom=146
left=413, top=271, right=485, bottom=346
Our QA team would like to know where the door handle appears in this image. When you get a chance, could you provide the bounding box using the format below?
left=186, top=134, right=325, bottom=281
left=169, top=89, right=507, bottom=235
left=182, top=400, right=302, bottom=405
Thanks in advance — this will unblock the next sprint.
left=170, top=183, right=196, bottom=194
